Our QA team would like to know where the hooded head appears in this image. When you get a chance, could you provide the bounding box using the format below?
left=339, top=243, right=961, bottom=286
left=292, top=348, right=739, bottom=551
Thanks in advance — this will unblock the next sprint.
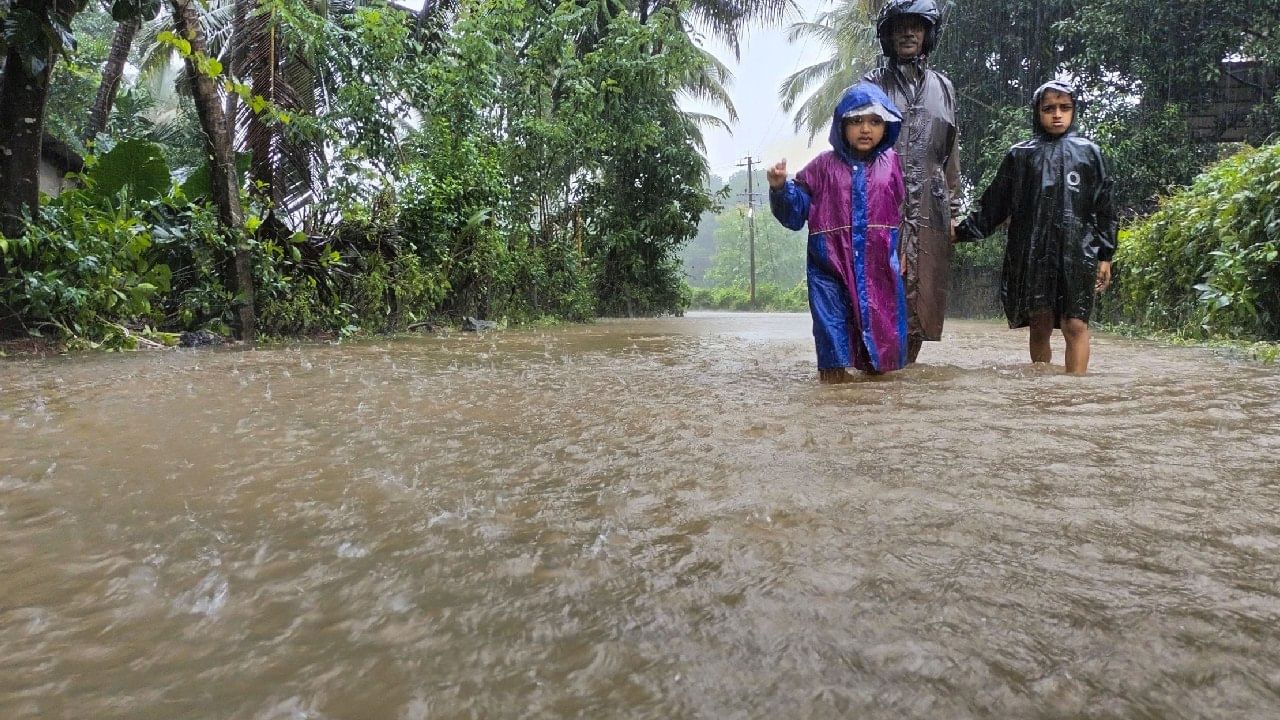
left=830, top=82, right=902, bottom=161
left=876, top=0, right=943, bottom=58
left=1031, top=79, right=1078, bottom=138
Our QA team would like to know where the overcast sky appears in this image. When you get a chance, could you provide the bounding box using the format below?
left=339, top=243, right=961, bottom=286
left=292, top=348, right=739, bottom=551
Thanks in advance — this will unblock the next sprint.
left=683, top=0, right=837, bottom=182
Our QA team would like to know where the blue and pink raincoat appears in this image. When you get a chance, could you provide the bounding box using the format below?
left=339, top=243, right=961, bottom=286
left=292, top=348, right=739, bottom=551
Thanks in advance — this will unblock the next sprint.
left=769, top=83, right=908, bottom=373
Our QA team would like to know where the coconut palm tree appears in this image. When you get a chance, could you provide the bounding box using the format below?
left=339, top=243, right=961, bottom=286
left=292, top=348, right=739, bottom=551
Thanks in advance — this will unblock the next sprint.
left=84, top=18, right=143, bottom=144
left=636, top=0, right=796, bottom=60
left=778, top=0, right=882, bottom=140
left=681, top=45, right=738, bottom=132
left=169, top=0, right=257, bottom=341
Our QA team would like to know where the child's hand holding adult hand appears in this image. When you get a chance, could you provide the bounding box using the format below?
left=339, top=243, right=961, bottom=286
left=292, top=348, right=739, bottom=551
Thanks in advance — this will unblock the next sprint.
left=766, top=160, right=788, bottom=190
left=1095, top=261, right=1112, bottom=292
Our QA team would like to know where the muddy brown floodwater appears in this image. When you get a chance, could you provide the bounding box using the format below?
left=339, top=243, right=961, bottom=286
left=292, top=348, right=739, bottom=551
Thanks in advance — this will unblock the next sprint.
left=2, top=313, right=1279, bottom=719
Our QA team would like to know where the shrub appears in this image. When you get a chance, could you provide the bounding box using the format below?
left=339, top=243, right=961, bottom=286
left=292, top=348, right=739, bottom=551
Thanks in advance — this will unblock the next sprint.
left=1105, top=141, right=1280, bottom=340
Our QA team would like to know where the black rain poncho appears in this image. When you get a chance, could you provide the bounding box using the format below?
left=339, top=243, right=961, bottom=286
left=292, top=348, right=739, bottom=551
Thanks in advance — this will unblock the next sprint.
left=955, top=81, right=1118, bottom=328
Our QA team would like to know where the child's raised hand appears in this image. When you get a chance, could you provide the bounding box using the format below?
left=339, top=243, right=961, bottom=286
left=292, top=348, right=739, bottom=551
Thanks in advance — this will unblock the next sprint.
left=766, top=159, right=788, bottom=189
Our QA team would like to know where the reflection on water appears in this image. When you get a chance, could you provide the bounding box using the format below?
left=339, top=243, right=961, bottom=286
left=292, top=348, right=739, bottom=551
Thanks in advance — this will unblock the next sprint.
left=2, top=313, right=1279, bottom=719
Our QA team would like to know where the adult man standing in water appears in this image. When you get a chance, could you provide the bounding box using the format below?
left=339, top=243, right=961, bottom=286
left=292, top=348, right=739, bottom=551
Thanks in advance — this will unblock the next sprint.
left=863, top=0, right=960, bottom=364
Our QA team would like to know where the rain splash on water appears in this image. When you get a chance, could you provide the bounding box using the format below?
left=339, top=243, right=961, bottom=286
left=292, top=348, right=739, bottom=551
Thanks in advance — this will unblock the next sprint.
left=2, top=313, right=1279, bottom=718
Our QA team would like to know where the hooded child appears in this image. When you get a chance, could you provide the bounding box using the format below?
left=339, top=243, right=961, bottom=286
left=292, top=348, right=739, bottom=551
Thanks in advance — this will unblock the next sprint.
left=769, top=82, right=909, bottom=382
left=955, top=80, right=1118, bottom=375
left=863, top=0, right=961, bottom=365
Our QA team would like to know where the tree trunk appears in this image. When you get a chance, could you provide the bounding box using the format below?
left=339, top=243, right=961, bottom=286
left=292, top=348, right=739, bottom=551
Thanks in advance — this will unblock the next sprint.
left=224, top=0, right=250, bottom=144
left=0, top=44, right=51, bottom=239
left=0, top=0, right=83, bottom=239
left=0, top=0, right=84, bottom=239
left=171, top=0, right=257, bottom=344
left=83, top=18, right=141, bottom=145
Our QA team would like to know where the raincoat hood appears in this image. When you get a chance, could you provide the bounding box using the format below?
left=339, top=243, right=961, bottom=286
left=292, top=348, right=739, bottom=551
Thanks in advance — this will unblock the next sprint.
left=1031, top=79, right=1079, bottom=138
left=829, top=83, right=902, bottom=162
left=876, top=0, right=944, bottom=57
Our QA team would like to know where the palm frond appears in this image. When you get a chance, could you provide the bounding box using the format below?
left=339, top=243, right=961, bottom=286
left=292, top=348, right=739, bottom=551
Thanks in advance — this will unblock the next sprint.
left=135, top=0, right=237, bottom=79
left=792, top=73, right=853, bottom=140
left=777, top=0, right=882, bottom=140
left=655, top=0, right=798, bottom=59
left=680, top=110, right=732, bottom=137
left=229, top=0, right=318, bottom=222
left=778, top=57, right=841, bottom=111
left=680, top=46, right=738, bottom=123
left=784, top=20, right=836, bottom=45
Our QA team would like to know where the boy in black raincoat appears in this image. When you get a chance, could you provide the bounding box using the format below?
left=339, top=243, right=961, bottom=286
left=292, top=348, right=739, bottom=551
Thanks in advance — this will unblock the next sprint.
left=955, top=80, right=1118, bottom=375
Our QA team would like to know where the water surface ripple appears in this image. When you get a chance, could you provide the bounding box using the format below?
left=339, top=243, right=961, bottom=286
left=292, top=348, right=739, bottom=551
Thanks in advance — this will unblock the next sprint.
left=2, top=314, right=1278, bottom=719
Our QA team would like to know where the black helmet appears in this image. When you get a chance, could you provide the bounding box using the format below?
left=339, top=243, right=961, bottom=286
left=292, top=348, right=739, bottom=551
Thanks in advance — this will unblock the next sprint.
left=876, top=0, right=943, bottom=57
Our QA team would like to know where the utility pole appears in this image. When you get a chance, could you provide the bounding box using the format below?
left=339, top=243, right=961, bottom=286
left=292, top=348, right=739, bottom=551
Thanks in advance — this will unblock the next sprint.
left=736, top=155, right=758, bottom=307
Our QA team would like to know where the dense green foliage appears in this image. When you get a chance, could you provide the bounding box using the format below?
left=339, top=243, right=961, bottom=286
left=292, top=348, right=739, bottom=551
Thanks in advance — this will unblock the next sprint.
left=2, top=0, right=732, bottom=346
left=688, top=283, right=807, bottom=312
left=1101, top=141, right=1280, bottom=340
left=0, top=141, right=219, bottom=345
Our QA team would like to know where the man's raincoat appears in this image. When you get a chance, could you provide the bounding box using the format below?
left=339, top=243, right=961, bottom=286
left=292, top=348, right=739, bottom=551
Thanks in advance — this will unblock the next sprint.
left=770, top=83, right=908, bottom=373
left=956, top=80, right=1118, bottom=327
left=863, top=9, right=960, bottom=347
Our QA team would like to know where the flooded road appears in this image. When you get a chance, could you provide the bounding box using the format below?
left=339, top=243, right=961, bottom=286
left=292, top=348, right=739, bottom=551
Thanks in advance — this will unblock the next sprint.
left=2, top=313, right=1279, bottom=719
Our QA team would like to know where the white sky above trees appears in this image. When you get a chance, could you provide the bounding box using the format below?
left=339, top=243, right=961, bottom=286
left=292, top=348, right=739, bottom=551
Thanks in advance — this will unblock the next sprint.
left=683, top=0, right=836, bottom=181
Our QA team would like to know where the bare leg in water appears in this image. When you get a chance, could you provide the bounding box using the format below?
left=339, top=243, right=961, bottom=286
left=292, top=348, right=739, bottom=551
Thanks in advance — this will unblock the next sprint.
left=1028, top=311, right=1092, bottom=374
left=819, top=368, right=854, bottom=383
left=1028, top=311, right=1054, bottom=364
left=1061, top=317, right=1091, bottom=375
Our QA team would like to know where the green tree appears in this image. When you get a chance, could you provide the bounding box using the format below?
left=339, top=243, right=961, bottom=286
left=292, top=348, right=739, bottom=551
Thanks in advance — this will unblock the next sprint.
left=938, top=0, right=1280, bottom=213
left=1062, top=0, right=1280, bottom=108
left=933, top=0, right=1079, bottom=191
left=169, top=0, right=256, bottom=340
left=0, top=0, right=162, bottom=238
left=706, top=205, right=806, bottom=290
left=83, top=15, right=140, bottom=142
